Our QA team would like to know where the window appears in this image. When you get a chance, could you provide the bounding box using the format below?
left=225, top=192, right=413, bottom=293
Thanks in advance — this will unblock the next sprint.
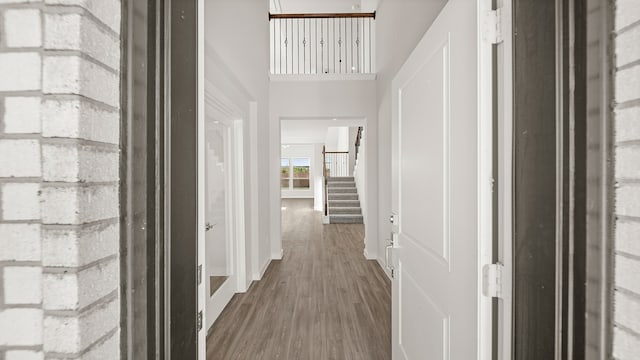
left=292, top=158, right=310, bottom=189
left=281, top=157, right=311, bottom=190
left=281, top=158, right=290, bottom=188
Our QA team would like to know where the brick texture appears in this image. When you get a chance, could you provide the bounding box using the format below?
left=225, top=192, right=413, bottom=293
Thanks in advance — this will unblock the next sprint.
left=0, top=0, right=121, bottom=358
left=613, top=0, right=640, bottom=358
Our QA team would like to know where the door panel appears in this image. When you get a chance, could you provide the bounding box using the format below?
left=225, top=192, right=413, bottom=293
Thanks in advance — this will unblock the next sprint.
left=391, top=0, right=480, bottom=359
left=399, top=41, right=449, bottom=265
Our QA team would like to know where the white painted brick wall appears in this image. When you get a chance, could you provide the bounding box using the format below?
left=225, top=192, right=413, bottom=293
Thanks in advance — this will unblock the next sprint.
left=42, top=222, right=118, bottom=267
left=615, top=66, right=640, bottom=105
left=77, top=330, right=119, bottom=360
left=43, top=55, right=120, bottom=107
left=614, top=0, right=640, bottom=358
left=0, top=53, right=42, bottom=91
left=0, top=224, right=41, bottom=262
left=0, top=309, right=43, bottom=346
left=616, top=107, right=640, bottom=143
left=42, top=99, right=119, bottom=144
left=0, top=0, right=122, bottom=358
left=3, top=8, right=42, bottom=47
left=42, top=142, right=119, bottom=182
left=43, top=297, right=119, bottom=354
left=2, top=97, right=42, bottom=134
left=0, top=0, right=42, bottom=4
left=3, top=266, right=43, bottom=304
left=43, top=259, right=118, bottom=311
left=44, top=0, right=121, bottom=34
left=5, top=350, right=44, bottom=360
left=41, top=184, right=119, bottom=224
left=0, top=139, right=42, bottom=177
left=617, top=220, right=640, bottom=256
left=1, top=183, right=41, bottom=220
left=44, top=12, right=120, bottom=70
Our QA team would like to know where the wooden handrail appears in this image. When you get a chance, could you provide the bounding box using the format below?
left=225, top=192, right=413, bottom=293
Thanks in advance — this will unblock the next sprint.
left=269, top=12, right=375, bottom=20
left=355, top=126, right=363, bottom=160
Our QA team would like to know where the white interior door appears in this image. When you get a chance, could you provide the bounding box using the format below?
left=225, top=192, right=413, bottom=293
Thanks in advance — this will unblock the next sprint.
left=204, top=121, right=237, bottom=329
left=390, top=0, right=492, bottom=359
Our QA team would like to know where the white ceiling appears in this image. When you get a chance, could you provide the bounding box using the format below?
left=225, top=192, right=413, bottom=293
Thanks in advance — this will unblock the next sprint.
left=271, top=0, right=378, bottom=14
left=281, top=118, right=364, bottom=144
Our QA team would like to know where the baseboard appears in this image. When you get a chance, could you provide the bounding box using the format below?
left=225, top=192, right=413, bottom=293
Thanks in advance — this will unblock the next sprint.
left=272, top=248, right=284, bottom=260
left=253, top=258, right=272, bottom=281
left=363, top=240, right=376, bottom=260
left=377, top=257, right=393, bottom=280
left=237, top=277, right=251, bottom=293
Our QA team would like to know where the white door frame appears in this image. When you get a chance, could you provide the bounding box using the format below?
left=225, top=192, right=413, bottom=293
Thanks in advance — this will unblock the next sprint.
left=478, top=0, right=514, bottom=358
left=477, top=0, right=513, bottom=358
left=202, top=117, right=247, bottom=330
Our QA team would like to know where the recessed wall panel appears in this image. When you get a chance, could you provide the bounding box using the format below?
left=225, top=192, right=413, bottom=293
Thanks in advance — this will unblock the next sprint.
left=399, top=42, right=450, bottom=263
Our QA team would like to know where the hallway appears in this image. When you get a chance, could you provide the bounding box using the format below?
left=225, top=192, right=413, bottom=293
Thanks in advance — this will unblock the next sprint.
left=206, top=199, right=391, bottom=359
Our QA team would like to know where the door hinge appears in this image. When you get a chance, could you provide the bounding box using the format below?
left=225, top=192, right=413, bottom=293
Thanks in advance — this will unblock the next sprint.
left=484, top=8, right=504, bottom=44
left=197, top=264, right=202, bottom=285
left=482, top=263, right=504, bottom=298
left=390, top=267, right=396, bottom=279
left=197, top=311, right=203, bottom=331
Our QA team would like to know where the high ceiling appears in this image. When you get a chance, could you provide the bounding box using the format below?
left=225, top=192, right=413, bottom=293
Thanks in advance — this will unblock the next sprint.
left=270, top=0, right=378, bottom=14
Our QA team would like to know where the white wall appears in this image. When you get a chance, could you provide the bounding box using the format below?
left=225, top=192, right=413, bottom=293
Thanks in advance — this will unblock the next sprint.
left=206, top=0, right=271, bottom=280
left=374, top=0, right=447, bottom=270
left=280, top=144, right=318, bottom=199
left=270, top=80, right=377, bottom=258
left=325, top=126, right=350, bottom=151
left=313, top=143, right=325, bottom=211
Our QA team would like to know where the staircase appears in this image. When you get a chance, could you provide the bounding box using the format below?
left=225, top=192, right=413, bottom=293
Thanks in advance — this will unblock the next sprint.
left=326, top=176, right=363, bottom=224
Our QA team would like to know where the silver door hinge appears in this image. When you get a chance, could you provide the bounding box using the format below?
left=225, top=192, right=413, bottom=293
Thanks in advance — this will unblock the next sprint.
left=197, top=311, right=203, bottom=331
left=482, top=263, right=504, bottom=298
left=390, top=267, right=396, bottom=279
left=197, top=264, right=202, bottom=285
left=484, top=8, right=504, bottom=44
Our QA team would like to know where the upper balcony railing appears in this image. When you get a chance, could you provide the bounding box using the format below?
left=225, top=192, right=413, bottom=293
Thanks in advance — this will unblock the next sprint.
left=269, top=12, right=375, bottom=76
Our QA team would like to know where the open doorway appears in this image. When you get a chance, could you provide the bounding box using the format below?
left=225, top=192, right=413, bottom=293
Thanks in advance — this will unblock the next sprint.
left=279, top=119, right=367, bottom=227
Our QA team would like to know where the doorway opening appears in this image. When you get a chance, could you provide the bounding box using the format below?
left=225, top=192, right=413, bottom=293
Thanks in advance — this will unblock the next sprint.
left=279, top=118, right=367, bottom=230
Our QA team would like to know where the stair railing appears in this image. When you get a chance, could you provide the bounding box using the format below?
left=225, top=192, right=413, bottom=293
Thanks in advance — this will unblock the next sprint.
left=269, top=12, right=376, bottom=75
left=355, top=126, right=363, bottom=160
left=323, top=147, right=350, bottom=216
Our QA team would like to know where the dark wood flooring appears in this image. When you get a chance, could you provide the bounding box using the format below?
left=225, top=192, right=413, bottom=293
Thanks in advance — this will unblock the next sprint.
left=210, top=276, right=229, bottom=296
left=206, top=199, right=391, bottom=360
